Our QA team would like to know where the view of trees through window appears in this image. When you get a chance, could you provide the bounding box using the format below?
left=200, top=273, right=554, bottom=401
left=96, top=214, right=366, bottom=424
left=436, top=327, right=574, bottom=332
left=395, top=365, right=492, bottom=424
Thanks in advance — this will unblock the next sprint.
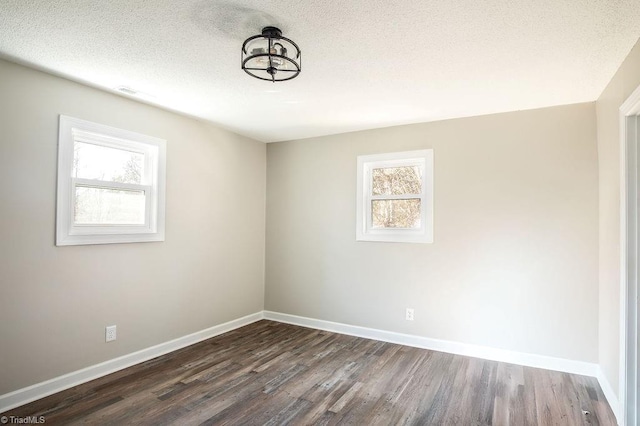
left=74, top=186, right=145, bottom=225
left=73, top=142, right=146, bottom=225
left=371, top=166, right=422, bottom=228
left=73, top=142, right=143, bottom=183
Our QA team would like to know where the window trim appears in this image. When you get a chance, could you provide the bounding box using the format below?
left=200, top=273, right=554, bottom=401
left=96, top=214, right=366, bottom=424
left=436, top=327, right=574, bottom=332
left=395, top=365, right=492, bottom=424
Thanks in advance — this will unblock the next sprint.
left=356, top=149, right=434, bottom=243
left=56, top=115, right=166, bottom=246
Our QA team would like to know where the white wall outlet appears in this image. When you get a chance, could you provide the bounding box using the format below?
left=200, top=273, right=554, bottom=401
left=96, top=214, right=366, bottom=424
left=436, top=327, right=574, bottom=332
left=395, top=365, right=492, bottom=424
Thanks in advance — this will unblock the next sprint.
left=406, top=308, right=414, bottom=321
left=105, top=325, right=117, bottom=342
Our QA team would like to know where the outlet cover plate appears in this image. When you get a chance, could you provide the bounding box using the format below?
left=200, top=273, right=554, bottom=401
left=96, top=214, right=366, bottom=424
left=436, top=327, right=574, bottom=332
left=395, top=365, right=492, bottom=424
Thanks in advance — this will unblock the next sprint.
left=105, top=325, right=117, bottom=342
left=406, top=308, right=414, bottom=321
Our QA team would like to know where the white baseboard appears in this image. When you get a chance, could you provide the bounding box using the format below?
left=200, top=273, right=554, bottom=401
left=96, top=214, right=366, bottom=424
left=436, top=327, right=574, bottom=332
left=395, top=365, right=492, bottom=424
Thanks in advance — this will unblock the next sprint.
left=0, top=312, right=264, bottom=413
left=263, top=311, right=599, bottom=377
left=596, top=367, right=622, bottom=425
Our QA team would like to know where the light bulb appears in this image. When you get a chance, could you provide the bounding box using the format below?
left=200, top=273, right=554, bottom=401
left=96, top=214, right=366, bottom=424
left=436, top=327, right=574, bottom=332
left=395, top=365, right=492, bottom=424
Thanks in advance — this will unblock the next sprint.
left=250, top=47, right=286, bottom=68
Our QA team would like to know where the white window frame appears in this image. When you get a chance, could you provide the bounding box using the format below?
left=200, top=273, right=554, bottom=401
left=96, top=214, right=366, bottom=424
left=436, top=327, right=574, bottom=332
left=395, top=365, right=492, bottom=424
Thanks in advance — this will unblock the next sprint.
left=356, top=149, right=434, bottom=243
left=56, top=115, right=166, bottom=246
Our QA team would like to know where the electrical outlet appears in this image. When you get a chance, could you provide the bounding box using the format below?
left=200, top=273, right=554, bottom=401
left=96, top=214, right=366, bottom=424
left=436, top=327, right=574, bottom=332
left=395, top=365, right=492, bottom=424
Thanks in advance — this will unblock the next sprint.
left=406, top=308, right=414, bottom=321
left=105, top=325, right=117, bottom=342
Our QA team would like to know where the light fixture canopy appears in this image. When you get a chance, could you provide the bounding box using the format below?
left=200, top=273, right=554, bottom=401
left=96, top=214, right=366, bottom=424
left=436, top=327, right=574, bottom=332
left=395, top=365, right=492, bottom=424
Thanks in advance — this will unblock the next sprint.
left=241, top=26, right=301, bottom=82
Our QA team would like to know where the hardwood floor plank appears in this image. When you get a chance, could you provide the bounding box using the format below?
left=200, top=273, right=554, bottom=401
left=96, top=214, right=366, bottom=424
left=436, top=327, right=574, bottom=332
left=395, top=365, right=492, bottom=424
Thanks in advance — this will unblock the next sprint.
left=327, top=381, right=364, bottom=413
left=2, top=320, right=617, bottom=425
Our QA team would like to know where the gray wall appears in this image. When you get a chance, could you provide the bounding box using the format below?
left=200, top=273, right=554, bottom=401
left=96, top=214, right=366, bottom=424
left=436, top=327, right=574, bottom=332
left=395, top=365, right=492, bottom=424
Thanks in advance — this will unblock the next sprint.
left=596, top=37, right=640, bottom=397
left=0, top=59, right=266, bottom=394
left=266, top=103, right=599, bottom=362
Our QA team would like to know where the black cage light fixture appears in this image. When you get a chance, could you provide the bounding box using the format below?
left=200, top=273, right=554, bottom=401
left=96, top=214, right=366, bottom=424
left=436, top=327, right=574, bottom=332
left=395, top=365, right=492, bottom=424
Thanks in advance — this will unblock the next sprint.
left=241, top=26, right=301, bottom=82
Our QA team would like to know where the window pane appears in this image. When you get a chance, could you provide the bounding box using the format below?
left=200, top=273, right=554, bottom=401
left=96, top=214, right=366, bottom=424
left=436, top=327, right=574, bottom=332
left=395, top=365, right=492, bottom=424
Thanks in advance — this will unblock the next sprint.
left=372, top=166, right=422, bottom=195
left=372, top=199, right=421, bottom=229
left=74, top=186, right=145, bottom=225
left=73, top=141, right=144, bottom=184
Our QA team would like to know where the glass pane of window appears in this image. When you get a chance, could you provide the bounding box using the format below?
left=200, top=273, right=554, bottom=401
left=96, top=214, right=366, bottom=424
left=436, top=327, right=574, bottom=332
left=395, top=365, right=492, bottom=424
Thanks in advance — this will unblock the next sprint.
left=74, top=186, right=145, bottom=225
left=372, top=199, right=421, bottom=229
left=73, top=141, right=144, bottom=184
left=372, top=166, right=422, bottom=195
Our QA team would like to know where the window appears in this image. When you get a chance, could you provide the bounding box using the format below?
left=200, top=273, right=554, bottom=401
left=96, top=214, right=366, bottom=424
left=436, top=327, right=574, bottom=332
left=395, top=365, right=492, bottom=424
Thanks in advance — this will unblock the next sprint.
left=56, top=115, right=166, bottom=246
left=356, top=149, right=433, bottom=243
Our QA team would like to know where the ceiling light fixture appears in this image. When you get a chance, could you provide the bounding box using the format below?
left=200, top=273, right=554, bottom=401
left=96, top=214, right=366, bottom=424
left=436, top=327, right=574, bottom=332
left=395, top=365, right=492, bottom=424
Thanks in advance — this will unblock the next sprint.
left=241, top=26, right=301, bottom=82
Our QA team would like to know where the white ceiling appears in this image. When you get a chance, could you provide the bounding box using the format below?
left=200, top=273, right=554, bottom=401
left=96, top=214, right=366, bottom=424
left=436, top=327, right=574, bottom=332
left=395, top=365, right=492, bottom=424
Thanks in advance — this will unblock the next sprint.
left=1, top=1, right=639, bottom=142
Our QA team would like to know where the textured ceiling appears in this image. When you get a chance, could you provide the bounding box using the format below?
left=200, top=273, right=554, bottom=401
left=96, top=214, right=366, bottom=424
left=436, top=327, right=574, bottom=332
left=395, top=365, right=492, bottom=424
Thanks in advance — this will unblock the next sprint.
left=1, top=1, right=639, bottom=142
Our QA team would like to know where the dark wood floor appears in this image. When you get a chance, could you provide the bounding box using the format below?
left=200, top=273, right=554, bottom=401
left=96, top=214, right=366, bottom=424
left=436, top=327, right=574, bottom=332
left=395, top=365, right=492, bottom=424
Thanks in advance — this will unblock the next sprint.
left=3, top=320, right=616, bottom=425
